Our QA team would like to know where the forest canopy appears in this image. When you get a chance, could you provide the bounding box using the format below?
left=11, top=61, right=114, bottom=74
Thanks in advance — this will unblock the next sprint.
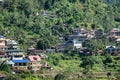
left=0, top=0, right=120, bottom=49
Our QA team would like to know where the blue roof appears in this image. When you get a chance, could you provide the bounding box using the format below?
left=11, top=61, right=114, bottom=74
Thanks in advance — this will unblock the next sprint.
left=12, top=59, right=29, bottom=63
left=0, top=35, right=4, bottom=38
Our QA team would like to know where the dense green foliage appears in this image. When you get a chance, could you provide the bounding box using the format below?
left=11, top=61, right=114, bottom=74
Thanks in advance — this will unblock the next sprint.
left=0, top=61, right=10, bottom=73
left=0, top=0, right=120, bottom=49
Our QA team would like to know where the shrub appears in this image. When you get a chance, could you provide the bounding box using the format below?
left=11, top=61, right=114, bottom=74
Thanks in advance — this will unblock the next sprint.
left=103, top=56, right=113, bottom=64
left=54, top=73, right=66, bottom=80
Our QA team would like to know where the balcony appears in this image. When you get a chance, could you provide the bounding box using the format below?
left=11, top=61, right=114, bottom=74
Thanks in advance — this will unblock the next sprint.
left=12, top=66, right=28, bottom=71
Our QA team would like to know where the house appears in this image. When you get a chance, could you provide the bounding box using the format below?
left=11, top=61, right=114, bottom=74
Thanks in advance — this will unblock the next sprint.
left=0, top=37, right=32, bottom=73
left=5, top=39, right=18, bottom=49
left=66, top=35, right=88, bottom=41
left=12, top=59, right=29, bottom=72
left=66, top=29, right=95, bottom=42
left=5, top=49, right=25, bottom=68
left=72, top=28, right=95, bottom=39
left=28, top=49, right=44, bottom=55
left=11, top=54, right=24, bottom=60
left=27, top=49, right=47, bottom=58
left=0, top=46, right=9, bottom=61
left=3, top=39, right=25, bottom=60
left=0, top=38, right=25, bottom=60
left=4, top=39, right=27, bottom=72
left=110, top=28, right=120, bottom=36
left=79, top=48, right=93, bottom=55
left=109, top=28, right=120, bottom=41
left=105, top=45, right=120, bottom=55
left=28, top=55, right=41, bottom=72
left=66, top=39, right=82, bottom=49
left=4, top=40, right=24, bottom=60
left=4, top=49, right=25, bottom=59
left=0, top=51, right=8, bottom=61
left=0, top=35, right=5, bottom=46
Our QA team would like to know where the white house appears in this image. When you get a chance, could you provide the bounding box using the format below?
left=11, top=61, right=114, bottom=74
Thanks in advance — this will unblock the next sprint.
left=66, top=39, right=82, bottom=49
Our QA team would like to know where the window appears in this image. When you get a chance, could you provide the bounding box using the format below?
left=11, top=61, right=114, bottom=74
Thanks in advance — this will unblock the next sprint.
left=23, top=63, right=26, bottom=66
left=19, top=63, right=22, bottom=66
left=14, top=55, right=22, bottom=58
left=14, top=63, right=18, bottom=66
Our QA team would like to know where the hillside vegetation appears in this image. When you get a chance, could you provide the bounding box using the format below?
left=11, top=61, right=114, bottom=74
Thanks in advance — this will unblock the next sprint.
left=0, top=0, right=120, bottom=80
left=0, top=0, right=120, bottom=48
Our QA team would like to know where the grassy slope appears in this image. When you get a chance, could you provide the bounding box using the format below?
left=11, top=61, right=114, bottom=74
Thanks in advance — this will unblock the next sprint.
left=40, top=53, right=120, bottom=80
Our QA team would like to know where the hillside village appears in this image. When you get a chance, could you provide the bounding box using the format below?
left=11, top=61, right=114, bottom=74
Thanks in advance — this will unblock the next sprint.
left=0, top=0, right=120, bottom=80
left=0, top=35, right=51, bottom=74
left=0, top=27, right=120, bottom=78
left=53, top=27, right=120, bottom=55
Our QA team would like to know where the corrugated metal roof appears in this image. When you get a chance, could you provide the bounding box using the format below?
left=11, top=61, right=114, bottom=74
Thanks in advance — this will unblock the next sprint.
left=4, top=49, right=24, bottom=52
left=6, top=60, right=15, bottom=64
left=12, top=59, right=29, bottom=63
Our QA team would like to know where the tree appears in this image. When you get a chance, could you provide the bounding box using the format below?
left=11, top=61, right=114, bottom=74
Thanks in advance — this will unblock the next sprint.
left=20, top=71, right=31, bottom=79
left=54, top=73, right=66, bottom=80
left=37, top=38, right=51, bottom=50
left=91, top=24, right=95, bottom=30
left=0, top=0, right=119, bottom=51
left=80, top=56, right=96, bottom=80
left=44, top=1, right=51, bottom=9
left=37, top=39, right=45, bottom=50
left=103, top=56, right=113, bottom=64
left=0, top=61, right=10, bottom=73
left=80, top=56, right=95, bottom=73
